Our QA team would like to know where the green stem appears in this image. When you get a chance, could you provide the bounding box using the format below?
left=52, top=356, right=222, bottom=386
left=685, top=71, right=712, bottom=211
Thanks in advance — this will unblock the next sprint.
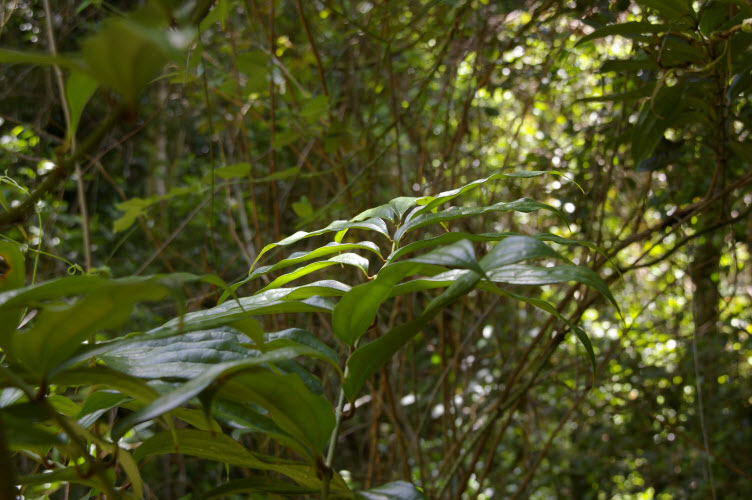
left=322, top=386, right=346, bottom=499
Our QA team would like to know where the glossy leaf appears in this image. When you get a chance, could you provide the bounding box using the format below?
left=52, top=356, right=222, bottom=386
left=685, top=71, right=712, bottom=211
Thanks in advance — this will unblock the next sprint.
left=249, top=241, right=381, bottom=281
left=483, top=264, right=618, bottom=310
left=344, top=270, right=482, bottom=400
left=133, top=429, right=328, bottom=489
left=146, top=294, right=334, bottom=337
left=11, top=279, right=181, bottom=374
left=351, top=196, right=422, bottom=223
left=478, top=235, right=567, bottom=270
left=333, top=261, right=421, bottom=345
left=250, top=218, right=390, bottom=273
left=409, top=239, right=487, bottom=277
left=393, top=198, right=566, bottom=244
left=217, top=371, right=336, bottom=457
left=256, top=253, right=370, bottom=293
left=110, top=346, right=337, bottom=441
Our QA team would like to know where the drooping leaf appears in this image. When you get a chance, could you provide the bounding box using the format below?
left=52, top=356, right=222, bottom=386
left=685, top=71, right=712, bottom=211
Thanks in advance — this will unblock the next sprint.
left=255, top=253, right=371, bottom=293
left=576, top=22, right=670, bottom=46
left=344, top=269, right=482, bottom=400
left=10, top=276, right=191, bottom=373
left=0, top=241, right=25, bottom=345
left=201, top=477, right=321, bottom=498
left=217, top=371, right=336, bottom=457
left=133, top=429, right=327, bottom=489
left=333, top=261, right=421, bottom=345
left=110, top=346, right=338, bottom=441
left=65, top=71, right=98, bottom=143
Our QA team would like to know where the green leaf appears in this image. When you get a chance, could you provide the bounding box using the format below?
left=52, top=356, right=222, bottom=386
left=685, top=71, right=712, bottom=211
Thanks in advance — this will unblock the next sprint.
left=110, top=346, right=337, bottom=441
left=257, top=253, right=369, bottom=292
left=387, top=231, right=605, bottom=264
left=600, top=59, right=660, bottom=73
left=482, top=264, right=618, bottom=310
left=249, top=242, right=381, bottom=281
left=351, top=196, right=423, bottom=223
left=356, top=481, right=427, bottom=500
left=81, top=17, right=193, bottom=104
left=636, top=0, right=695, bottom=20
left=576, top=22, right=670, bottom=46
left=0, top=241, right=25, bottom=345
left=393, top=198, right=566, bottom=245
left=146, top=293, right=334, bottom=338
left=10, top=277, right=185, bottom=373
left=217, top=371, right=336, bottom=457
left=410, top=239, right=487, bottom=277
left=249, top=218, right=390, bottom=273
left=300, top=95, right=329, bottom=123
left=215, top=162, right=251, bottom=179
left=133, top=429, right=327, bottom=489
left=479, top=235, right=568, bottom=270
left=412, top=170, right=569, bottom=217
left=65, top=71, right=98, bottom=143
left=201, top=477, right=321, bottom=498
left=344, top=269, right=482, bottom=400
left=632, top=84, right=684, bottom=163
left=113, top=187, right=193, bottom=232
left=0, top=49, right=85, bottom=72
left=76, top=391, right=130, bottom=429
left=333, top=261, right=421, bottom=345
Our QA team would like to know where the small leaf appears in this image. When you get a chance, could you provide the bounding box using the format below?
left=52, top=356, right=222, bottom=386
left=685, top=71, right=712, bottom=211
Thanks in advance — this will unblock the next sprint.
left=65, top=71, right=98, bottom=143
left=576, top=22, right=669, bottom=46
left=356, top=481, right=427, bottom=500
left=215, top=162, right=251, bottom=179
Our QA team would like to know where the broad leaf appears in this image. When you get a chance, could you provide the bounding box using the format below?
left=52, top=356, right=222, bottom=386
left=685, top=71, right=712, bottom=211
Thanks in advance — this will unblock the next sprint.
left=393, top=198, right=566, bottom=244
left=344, top=270, right=482, bottom=400
left=110, top=346, right=337, bottom=442
left=133, top=429, right=329, bottom=489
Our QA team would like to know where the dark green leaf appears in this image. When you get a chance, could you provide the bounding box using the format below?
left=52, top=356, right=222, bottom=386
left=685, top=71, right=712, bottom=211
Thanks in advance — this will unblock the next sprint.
left=576, top=22, right=670, bottom=46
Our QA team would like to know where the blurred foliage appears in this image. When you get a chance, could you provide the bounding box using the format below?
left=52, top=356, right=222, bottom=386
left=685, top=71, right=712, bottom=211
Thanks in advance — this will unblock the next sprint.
left=0, top=0, right=751, bottom=498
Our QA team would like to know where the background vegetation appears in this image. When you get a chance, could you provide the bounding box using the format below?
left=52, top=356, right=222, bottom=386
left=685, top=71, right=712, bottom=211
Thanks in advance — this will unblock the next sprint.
left=1, top=0, right=751, bottom=498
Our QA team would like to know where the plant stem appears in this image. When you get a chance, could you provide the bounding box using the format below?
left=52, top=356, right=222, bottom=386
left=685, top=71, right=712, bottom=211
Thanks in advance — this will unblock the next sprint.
left=322, top=386, right=346, bottom=499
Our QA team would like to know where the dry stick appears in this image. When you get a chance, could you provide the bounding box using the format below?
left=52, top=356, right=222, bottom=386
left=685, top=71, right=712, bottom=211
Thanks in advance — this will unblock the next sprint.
left=135, top=193, right=212, bottom=275
left=510, top=388, right=589, bottom=500
left=42, top=0, right=91, bottom=271
left=267, top=0, right=281, bottom=241
left=307, top=0, right=472, bottom=224
left=0, top=106, right=124, bottom=228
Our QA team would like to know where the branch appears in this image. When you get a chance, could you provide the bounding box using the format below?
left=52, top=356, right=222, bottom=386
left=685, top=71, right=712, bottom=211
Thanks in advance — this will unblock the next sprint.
left=0, top=106, right=126, bottom=229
